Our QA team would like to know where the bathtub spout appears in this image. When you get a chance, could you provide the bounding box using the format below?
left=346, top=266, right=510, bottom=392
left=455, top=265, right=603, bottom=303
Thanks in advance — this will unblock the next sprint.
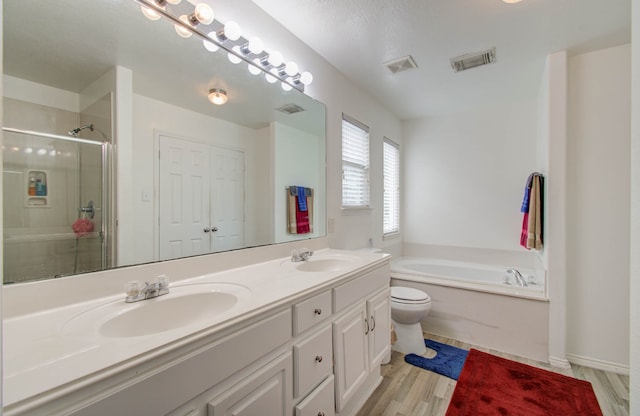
left=506, top=268, right=528, bottom=287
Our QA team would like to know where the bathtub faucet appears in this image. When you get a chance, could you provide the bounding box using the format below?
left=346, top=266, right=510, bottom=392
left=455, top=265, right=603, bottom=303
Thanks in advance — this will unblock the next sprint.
left=506, top=268, right=528, bottom=287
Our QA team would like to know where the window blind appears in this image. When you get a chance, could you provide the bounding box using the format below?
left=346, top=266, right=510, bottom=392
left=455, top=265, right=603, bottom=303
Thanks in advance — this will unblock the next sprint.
left=383, top=138, right=400, bottom=234
left=342, top=115, right=370, bottom=208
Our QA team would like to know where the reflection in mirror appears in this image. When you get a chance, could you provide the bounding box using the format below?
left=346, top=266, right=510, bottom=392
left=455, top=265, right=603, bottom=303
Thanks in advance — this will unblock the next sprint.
left=2, top=0, right=326, bottom=284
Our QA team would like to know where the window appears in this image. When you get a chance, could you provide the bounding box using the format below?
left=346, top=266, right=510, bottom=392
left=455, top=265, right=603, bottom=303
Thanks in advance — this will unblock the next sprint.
left=383, top=138, right=400, bottom=235
left=342, top=114, right=370, bottom=208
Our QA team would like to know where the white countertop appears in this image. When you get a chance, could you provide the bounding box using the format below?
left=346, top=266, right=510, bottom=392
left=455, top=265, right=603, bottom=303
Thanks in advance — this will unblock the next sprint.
left=3, top=249, right=389, bottom=410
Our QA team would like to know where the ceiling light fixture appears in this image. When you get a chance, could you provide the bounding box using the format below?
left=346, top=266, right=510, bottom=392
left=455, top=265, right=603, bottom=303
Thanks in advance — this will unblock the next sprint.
left=208, top=89, right=228, bottom=105
left=501, top=0, right=523, bottom=3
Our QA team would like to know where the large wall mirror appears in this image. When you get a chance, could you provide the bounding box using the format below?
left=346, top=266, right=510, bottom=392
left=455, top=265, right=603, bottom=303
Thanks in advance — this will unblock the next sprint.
left=2, top=0, right=327, bottom=284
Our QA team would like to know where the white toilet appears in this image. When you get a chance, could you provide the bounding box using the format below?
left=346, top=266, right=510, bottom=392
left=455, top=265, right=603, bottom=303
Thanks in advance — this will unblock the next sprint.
left=390, top=286, right=432, bottom=355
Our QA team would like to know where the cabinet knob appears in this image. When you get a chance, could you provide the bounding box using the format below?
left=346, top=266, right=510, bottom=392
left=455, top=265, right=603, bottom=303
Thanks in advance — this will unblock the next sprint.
left=315, top=355, right=323, bottom=363
left=212, top=227, right=219, bottom=232
left=318, top=413, right=325, bottom=416
left=370, top=315, right=376, bottom=331
left=314, top=308, right=322, bottom=315
left=364, top=318, right=370, bottom=335
left=203, top=227, right=211, bottom=233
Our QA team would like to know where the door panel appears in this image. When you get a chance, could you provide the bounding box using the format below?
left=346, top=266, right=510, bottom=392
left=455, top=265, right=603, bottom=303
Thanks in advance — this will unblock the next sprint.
left=159, top=136, right=210, bottom=261
left=211, top=147, right=245, bottom=252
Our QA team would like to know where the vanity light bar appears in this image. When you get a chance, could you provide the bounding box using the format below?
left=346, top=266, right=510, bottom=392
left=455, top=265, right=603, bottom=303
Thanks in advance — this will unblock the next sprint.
left=134, top=0, right=313, bottom=92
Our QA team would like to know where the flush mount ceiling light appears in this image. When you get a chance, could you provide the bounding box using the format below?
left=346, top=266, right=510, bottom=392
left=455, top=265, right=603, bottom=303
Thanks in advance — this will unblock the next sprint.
left=208, top=89, right=228, bottom=105
left=135, top=0, right=313, bottom=91
left=502, top=0, right=523, bottom=3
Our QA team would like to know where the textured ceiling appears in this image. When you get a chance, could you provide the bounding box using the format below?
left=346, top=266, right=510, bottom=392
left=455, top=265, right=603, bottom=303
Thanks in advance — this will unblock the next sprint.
left=252, top=0, right=631, bottom=119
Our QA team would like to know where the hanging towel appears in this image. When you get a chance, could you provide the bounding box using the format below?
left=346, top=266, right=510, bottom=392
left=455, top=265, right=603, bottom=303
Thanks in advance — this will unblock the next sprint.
left=520, top=212, right=529, bottom=249
left=287, top=189, right=298, bottom=234
left=296, top=186, right=308, bottom=212
left=296, top=197, right=310, bottom=234
left=519, top=173, right=543, bottom=250
left=526, top=174, right=543, bottom=250
left=520, top=173, right=535, bottom=213
left=287, top=187, right=314, bottom=234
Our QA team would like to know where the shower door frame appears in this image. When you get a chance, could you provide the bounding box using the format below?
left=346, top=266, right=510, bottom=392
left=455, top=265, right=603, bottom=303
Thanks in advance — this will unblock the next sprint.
left=2, top=127, right=113, bottom=275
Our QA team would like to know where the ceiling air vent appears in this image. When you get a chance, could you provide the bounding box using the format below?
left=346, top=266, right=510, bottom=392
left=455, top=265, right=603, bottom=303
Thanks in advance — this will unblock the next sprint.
left=384, top=55, right=418, bottom=74
left=277, top=103, right=305, bottom=114
left=450, top=47, right=496, bottom=73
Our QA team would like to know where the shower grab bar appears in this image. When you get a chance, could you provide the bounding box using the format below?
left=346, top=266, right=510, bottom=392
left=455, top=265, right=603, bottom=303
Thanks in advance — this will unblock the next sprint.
left=2, top=127, right=107, bottom=146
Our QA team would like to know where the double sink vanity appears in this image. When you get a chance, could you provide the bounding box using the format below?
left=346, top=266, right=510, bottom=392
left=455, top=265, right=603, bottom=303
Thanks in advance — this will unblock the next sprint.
left=3, top=248, right=391, bottom=416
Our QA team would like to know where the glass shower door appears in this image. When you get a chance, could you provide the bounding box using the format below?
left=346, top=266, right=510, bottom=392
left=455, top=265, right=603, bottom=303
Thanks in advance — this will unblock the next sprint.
left=2, top=128, right=109, bottom=283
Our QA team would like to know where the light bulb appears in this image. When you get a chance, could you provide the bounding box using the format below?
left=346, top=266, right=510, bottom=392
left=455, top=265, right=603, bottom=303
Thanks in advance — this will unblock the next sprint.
left=300, top=71, right=313, bottom=85
left=247, top=37, right=264, bottom=55
left=285, top=61, right=298, bottom=77
left=268, top=51, right=283, bottom=67
left=175, top=15, right=192, bottom=38
left=223, top=21, right=241, bottom=41
left=248, top=59, right=262, bottom=75
left=265, top=69, right=278, bottom=84
left=194, top=3, right=214, bottom=25
left=141, top=5, right=163, bottom=21
left=281, top=80, right=293, bottom=91
left=228, top=46, right=242, bottom=64
left=37, top=148, right=47, bottom=156
left=25, top=147, right=33, bottom=154
left=49, top=150, right=57, bottom=157
left=203, top=32, right=219, bottom=52
left=208, top=89, right=228, bottom=105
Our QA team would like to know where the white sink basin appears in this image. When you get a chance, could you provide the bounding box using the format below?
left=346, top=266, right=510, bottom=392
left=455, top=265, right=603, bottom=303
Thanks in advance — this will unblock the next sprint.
left=296, top=257, right=358, bottom=272
left=63, top=283, right=251, bottom=338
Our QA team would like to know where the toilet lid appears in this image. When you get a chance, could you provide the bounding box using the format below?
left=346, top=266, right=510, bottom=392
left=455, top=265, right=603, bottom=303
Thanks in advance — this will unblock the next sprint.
left=391, top=286, right=430, bottom=302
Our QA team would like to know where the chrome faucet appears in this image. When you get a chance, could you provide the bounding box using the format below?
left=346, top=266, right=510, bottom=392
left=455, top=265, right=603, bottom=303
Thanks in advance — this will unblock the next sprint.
left=506, top=268, right=528, bottom=287
left=125, top=275, right=170, bottom=303
left=291, top=248, right=314, bottom=262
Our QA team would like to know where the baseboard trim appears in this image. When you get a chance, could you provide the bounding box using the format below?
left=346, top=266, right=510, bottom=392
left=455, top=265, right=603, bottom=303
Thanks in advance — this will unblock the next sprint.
left=548, top=355, right=571, bottom=369
left=566, top=353, right=630, bottom=375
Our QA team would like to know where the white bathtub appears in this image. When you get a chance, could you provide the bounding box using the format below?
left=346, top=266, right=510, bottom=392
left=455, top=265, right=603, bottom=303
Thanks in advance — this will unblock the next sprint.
left=391, top=257, right=547, bottom=300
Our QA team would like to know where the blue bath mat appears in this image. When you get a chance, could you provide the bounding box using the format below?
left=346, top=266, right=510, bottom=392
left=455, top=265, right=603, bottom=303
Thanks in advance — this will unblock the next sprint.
left=404, top=339, right=469, bottom=380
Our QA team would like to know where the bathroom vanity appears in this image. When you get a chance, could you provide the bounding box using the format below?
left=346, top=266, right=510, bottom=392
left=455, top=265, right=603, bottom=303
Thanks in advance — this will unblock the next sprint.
left=2, top=249, right=391, bottom=416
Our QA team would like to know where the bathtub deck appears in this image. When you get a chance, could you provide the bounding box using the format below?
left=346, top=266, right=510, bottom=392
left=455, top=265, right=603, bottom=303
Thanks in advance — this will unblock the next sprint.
left=357, top=332, right=629, bottom=416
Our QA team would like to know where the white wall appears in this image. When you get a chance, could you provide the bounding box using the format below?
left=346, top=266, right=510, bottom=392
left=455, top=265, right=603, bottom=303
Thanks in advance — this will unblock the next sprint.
left=542, top=51, right=570, bottom=368
left=208, top=1, right=403, bottom=252
left=402, top=100, right=538, bottom=251
left=272, top=122, right=323, bottom=242
left=629, top=0, right=639, bottom=411
left=566, top=44, right=631, bottom=371
left=131, top=94, right=270, bottom=264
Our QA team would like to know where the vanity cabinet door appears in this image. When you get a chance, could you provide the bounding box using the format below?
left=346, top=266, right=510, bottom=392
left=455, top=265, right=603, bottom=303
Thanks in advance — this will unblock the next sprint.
left=367, top=288, right=391, bottom=368
left=332, top=303, right=369, bottom=413
left=207, top=352, right=292, bottom=416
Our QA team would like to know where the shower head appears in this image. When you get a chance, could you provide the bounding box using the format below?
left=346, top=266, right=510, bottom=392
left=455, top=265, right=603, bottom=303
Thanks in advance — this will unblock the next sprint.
left=68, top=124, right=94, bottom=137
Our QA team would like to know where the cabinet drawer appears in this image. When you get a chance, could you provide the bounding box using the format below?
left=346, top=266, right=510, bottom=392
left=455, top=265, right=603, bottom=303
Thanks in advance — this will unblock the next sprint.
left=293, top=325, right=333, bottom=398
left=293, top=290, right=332, bottom=335
left=333, top=265, right=390, bottom=312
left=295, top=375, right=335, bottom=416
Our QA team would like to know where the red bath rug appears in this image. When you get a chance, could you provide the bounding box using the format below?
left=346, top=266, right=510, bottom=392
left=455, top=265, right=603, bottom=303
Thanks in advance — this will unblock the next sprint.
left=445, top=349, right=603, bottom=416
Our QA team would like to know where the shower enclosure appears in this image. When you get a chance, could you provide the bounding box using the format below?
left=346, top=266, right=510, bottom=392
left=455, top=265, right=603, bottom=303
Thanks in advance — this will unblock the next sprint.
left=2, top=127, right=111, bottom=283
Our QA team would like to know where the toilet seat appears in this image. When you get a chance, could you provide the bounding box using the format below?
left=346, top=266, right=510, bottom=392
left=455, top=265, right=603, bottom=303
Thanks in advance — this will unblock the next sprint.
left=391, top=286, right=430, bottom=304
